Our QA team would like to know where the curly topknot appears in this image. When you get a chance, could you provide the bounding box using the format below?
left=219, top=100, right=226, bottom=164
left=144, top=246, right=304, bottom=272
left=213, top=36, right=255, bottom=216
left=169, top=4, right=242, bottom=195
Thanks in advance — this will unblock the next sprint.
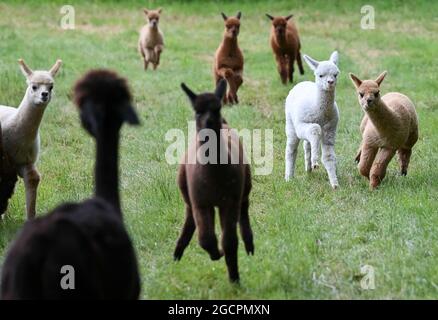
left=73, top=70, right=132, bottom=109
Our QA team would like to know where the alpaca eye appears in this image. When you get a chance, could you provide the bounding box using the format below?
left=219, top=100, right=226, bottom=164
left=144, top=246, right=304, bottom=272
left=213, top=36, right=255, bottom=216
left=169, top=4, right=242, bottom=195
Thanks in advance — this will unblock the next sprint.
left=319, top=75, right=323, bottom=78
left=375, top=91, right=379, bottom=97
left=334, top=74, right=338, bottom=78
left=49, top=85, right=53, bottom=91
left=359, top=93, right=364, bottom=98
left=32, top=85, right=37, bottom=91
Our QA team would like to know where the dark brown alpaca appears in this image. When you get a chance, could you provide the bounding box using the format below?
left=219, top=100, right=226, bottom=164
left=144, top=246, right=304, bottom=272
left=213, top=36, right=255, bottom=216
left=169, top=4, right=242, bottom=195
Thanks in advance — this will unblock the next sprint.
left=1, top=70, right=140, bottom=299
left=0, top=124, right=18, bottom=217
left=266, top=14, right=304, bottom=84
left=174, top=79, right=254, bottom=283
left=213, top=12, right=244, bottom=105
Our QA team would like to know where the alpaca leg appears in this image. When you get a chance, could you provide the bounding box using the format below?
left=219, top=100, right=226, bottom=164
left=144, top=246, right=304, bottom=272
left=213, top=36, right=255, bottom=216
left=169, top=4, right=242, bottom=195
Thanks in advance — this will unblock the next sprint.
left=358, top=144, right=378, bottom=179
left=219, top=205, right=240, bottom=282
left=295, top=123, right=322, bottom=169
left=303, top=140, right=312, bottom=172
left=285, top=120, right=299, bottom=181
left=355, top=144, right=362, bottom=164
left=275, top=55, right=288, bottom=84
left=21, top=164, right=40, bottom=219
left=296, top=51, right=305, bottom=75
left=174, top=205, right=196, bottom=260
left=153, top=44, right=163, bottom=70
left=370, top=147, right=396, bottom=189
left=397, top=148, right=412, bottom=176
left=288, top=56, right=295, bottom=83
left=217, top=68, right=234, bottom=104
left=194, top=206, right=222, bottom=260
left=322, top=143, right=339, bottom=189
left=232, top=74, right=243, bottom=104
left=239, top=199, right=254, bottom=255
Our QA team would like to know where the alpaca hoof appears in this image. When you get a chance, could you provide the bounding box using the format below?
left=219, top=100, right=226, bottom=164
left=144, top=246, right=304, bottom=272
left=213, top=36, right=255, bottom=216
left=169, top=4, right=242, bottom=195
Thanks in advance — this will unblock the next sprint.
left=210, top=251, right=223, bottom=261
left=401, top=170, right=407, bottom=176
left=312, top=163, right=320, bottom=170
left=173, top=247, right=184, bottom=261
left=245, top=245, right=254, bottom=256
left=229, top=275, right=240, bottom=284
left=285, top=174, right=292, bottom=181
left=331, top=183, right=339, bottom=190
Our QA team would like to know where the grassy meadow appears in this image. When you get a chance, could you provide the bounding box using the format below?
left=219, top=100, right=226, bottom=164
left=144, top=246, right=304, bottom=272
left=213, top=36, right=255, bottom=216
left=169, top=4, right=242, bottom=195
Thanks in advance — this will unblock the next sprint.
left=0, top=0, right=437, bottom=299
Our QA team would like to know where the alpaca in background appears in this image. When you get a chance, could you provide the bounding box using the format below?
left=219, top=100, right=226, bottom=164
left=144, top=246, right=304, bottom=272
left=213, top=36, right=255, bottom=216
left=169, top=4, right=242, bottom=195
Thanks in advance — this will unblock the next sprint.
left=174, top=79, right=254, bottom=283
left=213, top=12, right=244, bottom=105
left=285, top=51, right=340, bottom=189
left=266, top=14, right=304, bottom=84
left=138, top=8, right=164, bottom=71
left=349, top=71, right=418, bottom=189
left=1, top=70, right=140, bottom=299
left=0, top=59, right=62, bottom=219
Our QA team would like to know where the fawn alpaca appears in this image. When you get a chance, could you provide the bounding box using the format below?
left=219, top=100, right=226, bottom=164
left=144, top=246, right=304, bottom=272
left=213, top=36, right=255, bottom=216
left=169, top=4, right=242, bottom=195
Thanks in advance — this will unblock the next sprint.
left=1, top=70, right=140, bottom=299
left=349, top=71, right=418, bottom=189
left=138, top=8, right=164, bottom=71
left=0, top=59, right=62, bottom=219
left=213, top=12, right=244, bottom=105
left=285, top=51, right=340, bottom=189
left=174, top=80, right=254, bottom=283
left=266, top=14, right=304, bottom=84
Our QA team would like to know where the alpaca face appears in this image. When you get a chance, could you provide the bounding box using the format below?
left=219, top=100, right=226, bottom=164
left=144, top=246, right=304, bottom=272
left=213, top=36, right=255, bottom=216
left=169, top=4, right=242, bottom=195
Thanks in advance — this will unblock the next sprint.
left=144, top=8, right=162, bottom=28
left=181, top=80, right=227, bottom=132
left=266, top=14, right=293, bottom=38
left=303, top=51, right=339, bottom=92
left=18, top=59, right=62, bottom=106
left=349, top=71, right=387, bottom=111
left=222, top=12, right=241, bottom=39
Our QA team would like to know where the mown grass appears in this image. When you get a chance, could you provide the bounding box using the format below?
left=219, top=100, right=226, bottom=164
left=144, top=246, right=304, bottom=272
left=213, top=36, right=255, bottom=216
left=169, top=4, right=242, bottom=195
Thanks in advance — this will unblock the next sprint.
left=0, top=0, right=437, bottom=299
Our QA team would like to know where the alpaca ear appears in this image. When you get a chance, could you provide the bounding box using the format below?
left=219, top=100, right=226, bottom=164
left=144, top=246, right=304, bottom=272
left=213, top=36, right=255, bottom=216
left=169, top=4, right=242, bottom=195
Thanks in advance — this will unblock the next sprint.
left=303, top=54, right=319, bottom=71
left=122, top=103, right=140, bottom=125
left=18, top=59, right=33, bottom=78
left=144, top=9, right=149, bottom=15
left=265, top=13, right=274, bottom=21
left=329, top=51, right=339, bottom=65
left=215, top=79, right=227, bottom=101
left=181, top=83, right=197, bottom=105
left=349, top=73, right=363, bottom=89
left=221, top=12, right=228, bottom=21
left=375, top=71, right=387, bottom=86
left=49, top=59, right=62, bottom=77
left=285, top=14, right=294, bottom=21
left=157, top=8, right=162, bottom=14
left=236, top=12, right=242, bottom=20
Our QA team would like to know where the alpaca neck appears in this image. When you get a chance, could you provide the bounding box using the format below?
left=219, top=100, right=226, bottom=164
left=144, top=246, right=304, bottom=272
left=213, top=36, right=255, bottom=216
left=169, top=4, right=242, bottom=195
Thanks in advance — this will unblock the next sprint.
left=316, top=87, right=336, bottom=116
left=275, top=32, right=287, bottom=47
left=366, top=98, right=400, bottom=135
left=222, top=36, right=239, bottom=54
left=14, top=90, right=47, bottom=140
left=95, top=126, right=121, bottom=214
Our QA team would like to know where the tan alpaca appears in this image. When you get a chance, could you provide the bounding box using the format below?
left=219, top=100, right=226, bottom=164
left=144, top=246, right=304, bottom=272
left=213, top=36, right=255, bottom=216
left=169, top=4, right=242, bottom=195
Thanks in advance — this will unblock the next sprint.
left=138, top=8, right=164, bottom=71
left=349, top=71, right=418, bottom=189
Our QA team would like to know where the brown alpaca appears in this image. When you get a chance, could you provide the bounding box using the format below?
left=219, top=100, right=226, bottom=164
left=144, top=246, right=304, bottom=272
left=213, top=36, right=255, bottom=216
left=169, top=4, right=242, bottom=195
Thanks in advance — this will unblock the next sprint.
left=174, top=79, right=254, bottom=283
left=266, top=14, right=304, bottom=84
left=213, top=12, right=244, bottom=105
left=138, top=8, right=164, bottom=71
left=349, top=71, right=418, bottom=189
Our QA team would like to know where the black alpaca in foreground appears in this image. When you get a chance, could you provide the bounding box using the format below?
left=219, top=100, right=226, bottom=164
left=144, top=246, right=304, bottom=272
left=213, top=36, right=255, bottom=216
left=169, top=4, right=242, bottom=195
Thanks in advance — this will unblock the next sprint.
left=1, top=70, right=140, bottom=299
left=174, top=79, right=254, bottom=283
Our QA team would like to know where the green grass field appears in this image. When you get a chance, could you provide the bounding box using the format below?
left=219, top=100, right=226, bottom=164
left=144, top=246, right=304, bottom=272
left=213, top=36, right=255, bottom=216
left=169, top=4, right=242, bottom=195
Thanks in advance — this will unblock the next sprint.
left=0, top=0, right=437, bottom=299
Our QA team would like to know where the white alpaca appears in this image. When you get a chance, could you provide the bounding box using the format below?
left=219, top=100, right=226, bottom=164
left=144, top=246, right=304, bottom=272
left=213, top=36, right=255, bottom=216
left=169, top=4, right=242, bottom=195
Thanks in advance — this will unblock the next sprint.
left=284, top=51, right=340, bottom=189
left=0, top=59, right=62, bottom=219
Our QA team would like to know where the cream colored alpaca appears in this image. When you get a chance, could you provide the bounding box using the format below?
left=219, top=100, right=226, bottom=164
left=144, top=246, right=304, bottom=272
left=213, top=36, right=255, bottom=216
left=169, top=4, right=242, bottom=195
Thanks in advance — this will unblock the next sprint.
left=0, top=59, right=62, bottom=219
left=349, top=71, right=418, bottom=189
left=138, top=8, right=164, bottom=71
